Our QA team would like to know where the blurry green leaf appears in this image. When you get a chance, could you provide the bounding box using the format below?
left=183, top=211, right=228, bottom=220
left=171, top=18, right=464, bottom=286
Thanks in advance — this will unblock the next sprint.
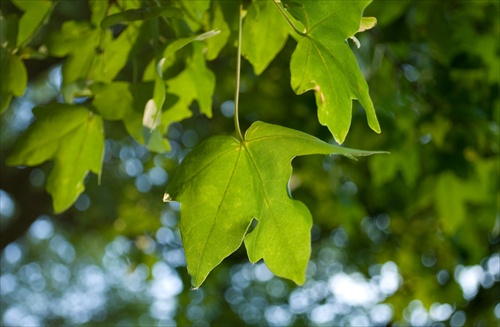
left=46, top=20, right=95, bottom=57
left=176, top=0, right=210, bottom=31
left=435, top=172, right=467, bottom=234
left=0, top=14, right=19, bottom=51
left=420, top=115, right=451, bottom=148
left=48, top=20, right=140, bottom=86
left=61, top=79, right=93, bottom=104
left=140, top=41, right=215, bottom=152
left=368, top=153, right=399, bottom=187
left=466, top=159, right=498, bottom=205
left=242, top=0, right=289, bottom=75
left=399, top=148, right=419, bottom=187
left=369, top=146, right=418, bottom=187
left=11, top=0, right=52, bottom=47
left=141, top=127, right=171, bottom=153
left=366, top=0, right=409, bottom=26
left=93, top=22, right=142, bottom=83
left=468, top=33, right=500, bottom=83
left=46, top=20, right=99, bottom=86
left=141, top=57, right=168, bottom=152
left=435, top=160, right=498, bottom=234
left=114, top=201, right=163, bottom=236
left=6, top=104, right=104, bottom=213
left=285, top=0, right=380, bottom=144
left=140, top=31, right=219, bottom=152
left=90, top=81, right=169, bottom=152
left=159, top=29, right=221, bottom=73
left=17, top=46, right=49, bottom=60
left=91, top=82, right=135, bottom=120
left=167, top=121, right=384, bottom=287
left=149, top=75, right=166, bottom=128
left=125, top=84, right=171, bottom=153
left=163, top=42, right=215, bottom=127
left=89, top=0, right=110, bottom=27
left=100, top=7, right=183, bottom=29
left=203, top=0, right=230, bottom=60
left=0, top=49, right=27, bottom=113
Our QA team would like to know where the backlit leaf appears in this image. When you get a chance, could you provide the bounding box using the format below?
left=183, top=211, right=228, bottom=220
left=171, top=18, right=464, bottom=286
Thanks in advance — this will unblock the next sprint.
left=176, top=0, right=211, bottom=31
left=90, top=81, right=169, bottom=152
left=358, top=17, right=377, bottom=32
left=47, top=20, right=140, bottom=87
left=100, top=7, right=183, bottom=29
left=203, top=0, right=231, bottom=61
left=167, top=121, right=384, bottom=287
left=162, top=42, right=216, bottom=129
left=11, top=0, right=52, bottom=47
left=0, top=49, right=27, bottom=113
left=91, top=82, right=135, bottom=120
left=0, top=14, right=19, bottom=51
left=242, top=0, right=289, bottom=75
left=6, top=104, right=104, bottom=213
left=141, top=32, right=217, bottom=153
left=285, top=0, right=381, bottom=144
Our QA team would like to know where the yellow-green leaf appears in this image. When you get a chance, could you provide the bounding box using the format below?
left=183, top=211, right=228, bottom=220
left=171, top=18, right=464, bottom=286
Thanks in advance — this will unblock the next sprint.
left=100, top=7, right=183, bottom=29
left=0, top=49, right=27, bottom=113
left=167, top=121, right=385, bottom=287
left=286, top=0, right=380, bottom=144
left=358, top=16, right=377, bottom=33
left=11, top=0, right=52, bottom=47
left=6, top=104, right=104, bottom=213
left=242, top=0, right=289, bottom=75
left=203, top=0, right=231, bottom=61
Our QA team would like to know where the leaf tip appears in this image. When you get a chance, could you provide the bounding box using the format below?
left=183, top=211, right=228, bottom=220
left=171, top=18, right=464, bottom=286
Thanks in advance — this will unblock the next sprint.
left=332, top=132, right=347, bottom=145
left=358, top=17, right=377, bottom=33
left=369, top=120, right=382, bottom=134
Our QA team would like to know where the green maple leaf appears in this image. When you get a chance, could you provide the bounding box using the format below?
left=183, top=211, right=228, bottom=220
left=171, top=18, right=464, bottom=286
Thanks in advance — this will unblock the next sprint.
left=242, top=0, right=290, bottom=75
left=166, top=121, right=383, bottom=287
left=203, top=0, right=231, bottom=61
left=0, top=50, right=27, bottom=113
left=47, top=19, right=140, bottom=87
left=139, top=32, right=218, bottom=153
left=6, top=104, right=104, bottom=213
left=285, top=0, right=381, bottom=144
left=11, top=0, right=52, bottom=47
left=163, top=42, right=215, bottom=126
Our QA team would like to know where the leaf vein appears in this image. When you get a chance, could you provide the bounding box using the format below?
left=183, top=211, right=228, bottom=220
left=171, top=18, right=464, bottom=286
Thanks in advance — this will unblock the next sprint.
left=243, top=144, right=300, bottom=275
left=193, top=147, right=244, bottom=277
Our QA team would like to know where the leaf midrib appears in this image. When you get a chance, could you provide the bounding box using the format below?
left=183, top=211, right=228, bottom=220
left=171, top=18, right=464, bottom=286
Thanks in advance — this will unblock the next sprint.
left=193, top=146, right=244, bottom=284
left=242, top=142, right=301, bottom=277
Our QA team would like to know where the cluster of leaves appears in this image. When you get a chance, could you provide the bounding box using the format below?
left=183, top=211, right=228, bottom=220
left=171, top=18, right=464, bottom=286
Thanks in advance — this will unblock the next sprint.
left=2, top=0, right=384, bottom=286
left=332, top=1, right=499, bottom=321
left=1, top=1, right=498, bottom=326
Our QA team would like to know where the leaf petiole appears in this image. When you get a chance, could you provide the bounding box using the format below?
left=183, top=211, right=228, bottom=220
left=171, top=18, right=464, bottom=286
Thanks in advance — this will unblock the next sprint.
left=234, top=2, right=244, bottom=141
left=272, top=0, right=307, bottom=37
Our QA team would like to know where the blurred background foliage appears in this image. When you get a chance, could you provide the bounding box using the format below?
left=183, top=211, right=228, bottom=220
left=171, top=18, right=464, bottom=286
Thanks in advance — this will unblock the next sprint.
left=1, top=0, right=499, bottom=326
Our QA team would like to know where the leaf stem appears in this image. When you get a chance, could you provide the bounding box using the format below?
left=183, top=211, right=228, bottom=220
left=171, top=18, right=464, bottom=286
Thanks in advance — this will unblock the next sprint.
left=234, top=2, right=244, bottom=141
left=272, top=0, right=307, bottom=37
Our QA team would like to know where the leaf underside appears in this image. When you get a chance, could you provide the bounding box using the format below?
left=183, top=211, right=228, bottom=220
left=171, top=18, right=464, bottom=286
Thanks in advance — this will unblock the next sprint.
left=167, top=121, right=384, bottom=287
